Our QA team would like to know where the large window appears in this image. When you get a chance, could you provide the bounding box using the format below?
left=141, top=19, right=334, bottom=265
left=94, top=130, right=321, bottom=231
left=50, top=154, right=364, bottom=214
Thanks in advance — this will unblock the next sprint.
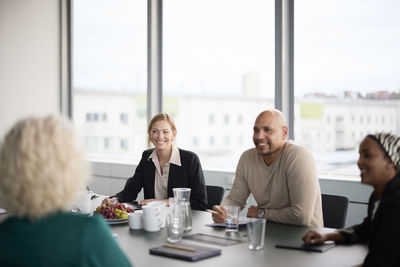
left=163, top=0, right=275, bottom=169
left=295, top=0, right=400, bottom=175
left=72, top=0, right=147, bottom=161
left=71, top=0, right=400, bottom=177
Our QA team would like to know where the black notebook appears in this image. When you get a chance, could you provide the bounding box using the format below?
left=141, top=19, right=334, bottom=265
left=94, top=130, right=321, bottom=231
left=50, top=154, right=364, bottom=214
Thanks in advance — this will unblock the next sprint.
left=275, top=239, right=335, bottom=253
left=149, top=243, right=221, bottom=261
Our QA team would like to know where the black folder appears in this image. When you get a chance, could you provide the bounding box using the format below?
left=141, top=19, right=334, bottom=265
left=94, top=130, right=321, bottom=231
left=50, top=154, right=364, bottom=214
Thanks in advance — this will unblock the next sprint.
left=275, top=239, right=335, bottom=253
left=149, top=243, right=221, bottom=261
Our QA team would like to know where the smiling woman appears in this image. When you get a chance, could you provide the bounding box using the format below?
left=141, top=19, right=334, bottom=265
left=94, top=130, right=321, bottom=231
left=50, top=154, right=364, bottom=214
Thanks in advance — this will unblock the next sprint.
left=302, top=132, right=400, bottom=267
left=358, top=134, right=399, bottom=195
left=106, top=113, right=208, bottom=210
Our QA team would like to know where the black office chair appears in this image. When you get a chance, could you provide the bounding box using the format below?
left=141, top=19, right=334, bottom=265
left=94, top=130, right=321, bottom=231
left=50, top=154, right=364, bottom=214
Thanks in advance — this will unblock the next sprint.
left=321, top=194, right=349, bottom=229
left=206, top=185, right=225, bottom=209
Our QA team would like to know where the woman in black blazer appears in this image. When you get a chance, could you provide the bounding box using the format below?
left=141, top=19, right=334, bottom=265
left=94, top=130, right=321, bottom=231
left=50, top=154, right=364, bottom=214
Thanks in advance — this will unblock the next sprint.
left=110, top=113, right=207, bottom=211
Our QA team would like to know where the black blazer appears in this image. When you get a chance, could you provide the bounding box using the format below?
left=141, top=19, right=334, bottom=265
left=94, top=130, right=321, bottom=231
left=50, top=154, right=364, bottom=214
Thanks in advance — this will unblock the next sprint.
left=116, top=148, right=208, bottom=211
left=339, top=172, right=400, bottom=267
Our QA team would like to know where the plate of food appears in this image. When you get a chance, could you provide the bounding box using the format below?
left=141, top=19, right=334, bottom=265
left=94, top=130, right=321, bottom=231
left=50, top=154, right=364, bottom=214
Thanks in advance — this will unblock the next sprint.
left=94, top=202, right=134, bottom=224
left=105, top=218, right=129, bottom=224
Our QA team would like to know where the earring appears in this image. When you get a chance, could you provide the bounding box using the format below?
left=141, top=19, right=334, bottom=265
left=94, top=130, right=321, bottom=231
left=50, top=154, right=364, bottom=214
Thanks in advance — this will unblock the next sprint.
left=387, top=164, right=391, bottom=169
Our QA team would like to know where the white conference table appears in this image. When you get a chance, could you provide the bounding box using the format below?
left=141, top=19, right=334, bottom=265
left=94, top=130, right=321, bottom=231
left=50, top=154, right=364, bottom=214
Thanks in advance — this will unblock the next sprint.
left=0, top=198, right=368, bottom=267
left=100, top=203, right=368, bottom=267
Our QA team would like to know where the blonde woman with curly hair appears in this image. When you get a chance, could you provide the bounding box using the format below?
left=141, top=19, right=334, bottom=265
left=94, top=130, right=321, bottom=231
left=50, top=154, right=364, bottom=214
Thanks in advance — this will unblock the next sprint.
left=0, top=115, right=131, bottom=267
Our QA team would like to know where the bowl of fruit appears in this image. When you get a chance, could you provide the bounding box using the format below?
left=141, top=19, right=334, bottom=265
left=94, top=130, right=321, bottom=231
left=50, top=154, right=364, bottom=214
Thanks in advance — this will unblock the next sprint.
left=94, top=202, right=134, bottom=224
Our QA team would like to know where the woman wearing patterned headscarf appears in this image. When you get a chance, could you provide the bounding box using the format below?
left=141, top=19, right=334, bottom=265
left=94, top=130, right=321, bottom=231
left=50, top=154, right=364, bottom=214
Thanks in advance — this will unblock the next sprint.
left=303, top=132, right=400, bottom=267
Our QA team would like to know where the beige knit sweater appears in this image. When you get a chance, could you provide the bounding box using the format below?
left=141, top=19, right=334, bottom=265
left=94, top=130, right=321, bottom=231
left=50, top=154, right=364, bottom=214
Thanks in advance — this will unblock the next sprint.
left=221, top=141, right=323, bottom=227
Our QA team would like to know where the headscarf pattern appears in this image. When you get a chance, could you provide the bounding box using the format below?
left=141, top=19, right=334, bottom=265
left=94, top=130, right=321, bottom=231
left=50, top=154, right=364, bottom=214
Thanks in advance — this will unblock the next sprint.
left=370, top=132, right=400, bottom=172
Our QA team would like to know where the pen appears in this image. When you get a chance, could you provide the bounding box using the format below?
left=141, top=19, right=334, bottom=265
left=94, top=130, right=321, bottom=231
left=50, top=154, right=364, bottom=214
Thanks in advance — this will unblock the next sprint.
left=206, top=209, right=231, bottom=217
left=163, top=244, right=196, bottom=252
left=206, top=209, right=220, bottom=215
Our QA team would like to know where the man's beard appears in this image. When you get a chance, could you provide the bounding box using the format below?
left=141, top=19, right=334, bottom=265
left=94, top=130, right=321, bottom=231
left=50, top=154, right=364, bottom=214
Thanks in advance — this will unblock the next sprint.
left=262, top=147, right=280, bottom=157
left=256, top=141, right=282, bottom=156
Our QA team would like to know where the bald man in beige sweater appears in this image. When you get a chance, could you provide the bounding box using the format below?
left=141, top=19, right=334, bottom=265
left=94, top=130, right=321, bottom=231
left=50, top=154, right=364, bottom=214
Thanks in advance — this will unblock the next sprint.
left=212, top=109, right=323, bottom=227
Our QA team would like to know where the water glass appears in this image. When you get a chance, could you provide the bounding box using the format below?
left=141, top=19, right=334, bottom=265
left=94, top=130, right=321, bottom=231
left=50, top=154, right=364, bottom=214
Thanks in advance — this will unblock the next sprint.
left=166, top=202, right=186, bottom=243
left=223, top=205, right=240, bottom=232
left=247, top=218, right=266, bottom=250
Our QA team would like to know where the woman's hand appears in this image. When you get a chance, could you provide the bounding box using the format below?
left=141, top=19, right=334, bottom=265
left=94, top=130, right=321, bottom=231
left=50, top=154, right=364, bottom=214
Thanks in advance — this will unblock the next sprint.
left=302, top=230, right=344, bottom=246
left=102, top=197, right=118, bottom=205
left=302, top=230, right=327, bottom=246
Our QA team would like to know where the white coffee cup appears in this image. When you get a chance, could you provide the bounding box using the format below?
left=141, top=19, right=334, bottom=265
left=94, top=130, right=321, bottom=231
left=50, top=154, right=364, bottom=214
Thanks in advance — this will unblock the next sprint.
left=78, top=193, right=92, bottom=214
left=142, top=202, right=163, bottom=217
left=128, top=211, right=143, bottom=230
left=146, top=201, right=166, bottom=228
left=147, top=201, right=166, bottom=208
left=143, top=215, right=163, bottom=232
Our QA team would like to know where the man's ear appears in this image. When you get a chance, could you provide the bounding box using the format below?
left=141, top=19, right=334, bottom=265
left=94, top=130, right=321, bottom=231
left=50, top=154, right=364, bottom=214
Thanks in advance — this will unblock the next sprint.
left=282, top=126, right=288, bottom=140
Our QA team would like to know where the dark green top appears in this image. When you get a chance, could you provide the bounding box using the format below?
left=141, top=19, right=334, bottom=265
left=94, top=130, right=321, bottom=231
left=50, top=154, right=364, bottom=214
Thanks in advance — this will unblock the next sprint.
left=0, top=212, right=132, bottom=267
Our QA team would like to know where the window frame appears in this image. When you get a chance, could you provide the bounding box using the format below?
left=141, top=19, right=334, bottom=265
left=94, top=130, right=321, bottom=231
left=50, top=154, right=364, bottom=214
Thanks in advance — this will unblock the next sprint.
left=64, top=0, right=294, bottom=129
left=65, top=0, right=368, bottom=180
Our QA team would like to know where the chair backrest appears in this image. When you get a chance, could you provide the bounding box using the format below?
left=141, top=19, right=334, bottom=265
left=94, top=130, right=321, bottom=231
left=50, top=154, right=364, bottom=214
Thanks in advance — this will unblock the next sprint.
left=206, top=185, right=225, bottom=209
left=321, top=194, right=349, bottom=229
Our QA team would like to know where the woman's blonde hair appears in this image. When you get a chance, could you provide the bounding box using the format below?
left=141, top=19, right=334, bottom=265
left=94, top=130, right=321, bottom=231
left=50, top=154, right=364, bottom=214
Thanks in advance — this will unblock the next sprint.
left=147, top=113, right=177, bottom=147
left=0, top=115, right=91, bottom=220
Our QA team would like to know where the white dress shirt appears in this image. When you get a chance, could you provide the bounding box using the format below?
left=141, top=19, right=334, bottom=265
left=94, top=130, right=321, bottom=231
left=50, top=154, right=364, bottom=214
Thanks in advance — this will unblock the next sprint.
left=148, top=145, right=181, bottom=199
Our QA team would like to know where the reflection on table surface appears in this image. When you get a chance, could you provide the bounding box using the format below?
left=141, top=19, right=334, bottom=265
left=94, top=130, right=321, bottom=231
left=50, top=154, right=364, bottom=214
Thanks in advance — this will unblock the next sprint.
left=109, top=210, right=368, bottom=267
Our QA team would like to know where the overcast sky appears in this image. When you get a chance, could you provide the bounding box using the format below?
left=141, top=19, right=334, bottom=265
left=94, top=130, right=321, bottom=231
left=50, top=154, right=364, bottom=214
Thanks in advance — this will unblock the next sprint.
left=73, top=0, right=400, bottom=97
